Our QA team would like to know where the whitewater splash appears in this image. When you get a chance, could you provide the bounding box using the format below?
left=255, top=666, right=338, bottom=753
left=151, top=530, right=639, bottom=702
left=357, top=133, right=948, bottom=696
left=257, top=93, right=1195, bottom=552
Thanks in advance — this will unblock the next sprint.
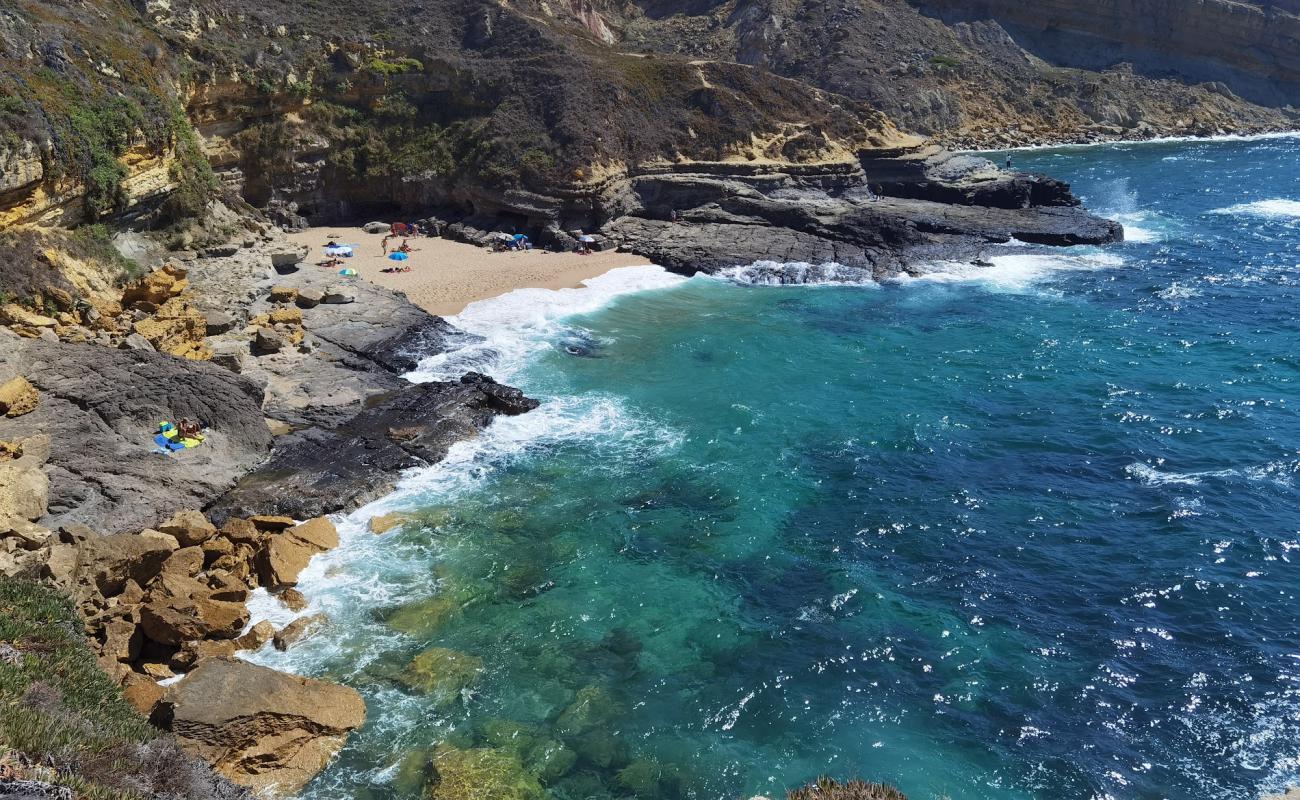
left=1209, top=199, right=1300, bottom=219
left=717, top=261, right=877, bottom=286
left=905, top=250, right=1124, bottom=292
left=409, top=265, right=686, bottom=384
left=248, top=263, right=689, bottom=657
left=974, top=130, right=1300, bottom=156
left=1126, top=460, right=1299, bottom=488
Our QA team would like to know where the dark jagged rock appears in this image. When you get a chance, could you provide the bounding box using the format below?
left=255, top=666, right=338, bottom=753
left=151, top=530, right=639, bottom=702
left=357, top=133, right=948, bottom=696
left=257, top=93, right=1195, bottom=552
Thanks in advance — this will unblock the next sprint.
left=0, top=336, right=273, bottom=535
left=610, top=154, right=1121, bottom=275
left=208, top=374, right=539, bottom=522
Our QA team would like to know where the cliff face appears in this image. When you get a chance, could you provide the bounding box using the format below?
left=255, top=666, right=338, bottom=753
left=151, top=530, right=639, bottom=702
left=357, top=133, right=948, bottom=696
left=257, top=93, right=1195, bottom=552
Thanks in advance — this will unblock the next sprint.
left=610, top=0, right=1299, bottom=147
left=0, top=0, right=1297, bottom=243
left=914, top=0, right=1300, bottom=106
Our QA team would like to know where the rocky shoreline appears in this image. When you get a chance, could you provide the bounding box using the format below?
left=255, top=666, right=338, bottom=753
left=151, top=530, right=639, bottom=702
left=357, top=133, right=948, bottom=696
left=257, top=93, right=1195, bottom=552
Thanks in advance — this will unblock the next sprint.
left=1, top=146, right=1117, bottom=797
left=0, top=229, right=543, bottom=795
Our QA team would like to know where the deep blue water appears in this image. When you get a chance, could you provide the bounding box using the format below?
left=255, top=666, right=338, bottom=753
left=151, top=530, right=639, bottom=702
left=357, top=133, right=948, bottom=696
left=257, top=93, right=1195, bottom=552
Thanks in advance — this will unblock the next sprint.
left=255, top=135, right=1300, bottom=800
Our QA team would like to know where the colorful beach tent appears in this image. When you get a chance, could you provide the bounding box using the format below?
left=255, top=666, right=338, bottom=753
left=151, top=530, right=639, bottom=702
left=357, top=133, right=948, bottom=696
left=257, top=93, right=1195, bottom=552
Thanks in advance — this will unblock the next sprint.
left=324, top=245, right=354, bottom=257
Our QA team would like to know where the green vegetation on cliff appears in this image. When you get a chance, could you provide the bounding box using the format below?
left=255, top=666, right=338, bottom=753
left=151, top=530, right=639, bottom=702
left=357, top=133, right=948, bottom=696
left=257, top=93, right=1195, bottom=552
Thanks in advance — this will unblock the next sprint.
left=0, top=579, right=245, bottom=800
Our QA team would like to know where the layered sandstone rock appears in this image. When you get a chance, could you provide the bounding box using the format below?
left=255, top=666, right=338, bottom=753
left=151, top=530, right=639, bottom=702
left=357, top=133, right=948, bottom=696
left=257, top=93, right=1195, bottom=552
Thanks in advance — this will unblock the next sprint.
left=158, top=657, right=366, bottom=797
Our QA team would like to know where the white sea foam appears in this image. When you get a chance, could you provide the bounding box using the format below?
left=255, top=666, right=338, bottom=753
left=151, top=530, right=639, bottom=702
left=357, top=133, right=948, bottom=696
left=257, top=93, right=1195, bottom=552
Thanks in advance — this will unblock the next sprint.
left=717, top=261, right=877, bottom=286
left=903, top=251, right=1124, bottom=293
left=247, top=265, right=688, bottom=678
left=409, top=264, right=686, bottom=383
left=1126, top=460, right=1298, bottom=488
left=1209, top=199, right=1300, bottom=219
left=963, top=130, right=1300, bottom=155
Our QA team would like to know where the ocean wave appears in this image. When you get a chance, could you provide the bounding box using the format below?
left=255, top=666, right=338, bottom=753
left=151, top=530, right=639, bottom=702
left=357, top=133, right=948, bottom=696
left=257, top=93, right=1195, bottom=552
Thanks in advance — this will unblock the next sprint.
left=1209, top=199, right=1300, bottom=219
left=1126, top=460, right=1298, bottom=488
left=964, top=130, right=1300, bottom=155
left=903, top=251, right=1124, bottom=292
left=409, top=264, right=686, bottom=383
left=716, top=261, right=878, bottom=286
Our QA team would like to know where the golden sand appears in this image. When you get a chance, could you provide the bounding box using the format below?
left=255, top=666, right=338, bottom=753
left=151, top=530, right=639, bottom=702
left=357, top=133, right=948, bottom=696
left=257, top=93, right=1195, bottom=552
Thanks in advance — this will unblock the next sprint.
left=287, top=227, right=650, bottom=316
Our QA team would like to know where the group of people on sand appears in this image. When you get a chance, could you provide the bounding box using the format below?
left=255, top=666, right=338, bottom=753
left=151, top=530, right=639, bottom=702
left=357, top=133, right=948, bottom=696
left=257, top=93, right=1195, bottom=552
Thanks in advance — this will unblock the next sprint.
left=381, top=235, right=420, bottom=256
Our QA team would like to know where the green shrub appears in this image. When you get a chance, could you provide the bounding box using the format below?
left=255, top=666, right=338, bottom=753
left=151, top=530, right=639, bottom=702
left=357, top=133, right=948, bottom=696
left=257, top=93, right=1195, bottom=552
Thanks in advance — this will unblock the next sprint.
left=364, top=56, right=424, bottom=77
left=928, top=54, right=962, bottom=71
left=164, top=108, right=219, bottom=220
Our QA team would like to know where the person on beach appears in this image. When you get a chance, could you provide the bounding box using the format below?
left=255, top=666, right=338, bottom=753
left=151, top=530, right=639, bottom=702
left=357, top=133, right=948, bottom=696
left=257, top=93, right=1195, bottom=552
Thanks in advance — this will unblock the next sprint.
left=1006, top=156, right=1013, bottom=169
left=382, top=235, right=393, bottom=255
left=177, top=418, right=203, bottom=440
left=399, top=239, right=420, bottom=253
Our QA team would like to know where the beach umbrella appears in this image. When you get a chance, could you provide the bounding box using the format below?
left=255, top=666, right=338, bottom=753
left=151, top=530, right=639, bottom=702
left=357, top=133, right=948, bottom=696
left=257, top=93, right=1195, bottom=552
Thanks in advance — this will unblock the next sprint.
left=324, top=245, right=353, bottom=257
left=338, top=268, right=358, bottom=276
left=388, top=252, right=410, bottom=261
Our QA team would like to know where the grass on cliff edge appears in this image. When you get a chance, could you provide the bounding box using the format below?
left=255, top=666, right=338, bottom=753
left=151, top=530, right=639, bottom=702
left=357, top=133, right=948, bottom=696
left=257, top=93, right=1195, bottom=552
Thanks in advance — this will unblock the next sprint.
left=0, top=578, right=246, bottom=800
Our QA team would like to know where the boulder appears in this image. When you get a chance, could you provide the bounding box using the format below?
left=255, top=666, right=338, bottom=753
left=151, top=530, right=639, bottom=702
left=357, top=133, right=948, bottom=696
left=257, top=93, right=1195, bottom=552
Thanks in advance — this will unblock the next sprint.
left=171, top=638, right=240, bottom=671
left=158, top=509, right=218, bottom=546
left=159, top=657, right=366, bottom=796
left=0, top=377, right=38, bottom=417
left=254, top=518, right=337, bottom=589
left=139, top=572, right=250, bottom=645
left=122, top=673, right=165, bottom=716
left=204, top=310, right=236, bottom=336
left=236, top=620, right=276, bottom=650
left=286, top=517, right=338, bottom=550
left=120, top=333, right=156, bottom=352
left=250, top=515, right=295, bottom=532
left=253, top=326, right=287, bottom=355
left=137, top=529, right=181, bottom=550
left=158, top=546, right=205, bottom=578
left=121, top=264, right=188, bottom=308
left=272, top=613, right=328, bottom=651
left=268, top=307, right=302, bottom=326
left=368, top=512, right=412, bottom=534
left=270, top=248, right=308, bottom=270
left=100, top=618, right=142, bottom=663
left=133, top=297, right=211, bottom=360
left=268, top=286, right=298, bottom=303
left=203, top=245, right=240, bottom=258
left=0, top=461, right=48, bottom=521
left=295, top=289, right=323, bottom=309
left=400, top=647, right=483, bottom=707
left=221, top=517, right=267, bottom=544
left=362, top=221, right=389, bottom=234
left=278, top=588, right=308, bottom=612
left=425, top=745, right=545, bottom=800
left=64, top=533, right=176, bottom=601
left=0, top=515, right=53, bottom=550
left=320, top=284, right=356, bottom=304
left=1, top=304, right=58, bottom=328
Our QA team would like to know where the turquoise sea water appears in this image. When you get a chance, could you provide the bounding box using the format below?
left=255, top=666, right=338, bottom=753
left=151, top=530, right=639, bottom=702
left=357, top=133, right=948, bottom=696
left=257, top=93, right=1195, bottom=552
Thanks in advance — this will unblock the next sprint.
left=253, top=135, right=1300, bottom=800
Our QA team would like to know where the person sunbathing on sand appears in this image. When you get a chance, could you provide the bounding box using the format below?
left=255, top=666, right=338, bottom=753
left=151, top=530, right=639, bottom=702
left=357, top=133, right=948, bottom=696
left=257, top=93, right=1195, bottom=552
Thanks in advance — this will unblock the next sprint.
left=398, top=239, right=420, bottom=253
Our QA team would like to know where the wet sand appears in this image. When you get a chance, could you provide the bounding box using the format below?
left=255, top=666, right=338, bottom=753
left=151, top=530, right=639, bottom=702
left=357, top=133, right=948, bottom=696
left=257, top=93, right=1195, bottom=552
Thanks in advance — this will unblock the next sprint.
left=287, top=227, right=651, bottom=316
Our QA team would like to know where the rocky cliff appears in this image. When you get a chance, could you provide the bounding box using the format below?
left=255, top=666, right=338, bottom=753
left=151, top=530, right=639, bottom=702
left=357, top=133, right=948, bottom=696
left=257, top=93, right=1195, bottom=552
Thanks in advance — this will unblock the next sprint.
left=2, top=0, right=1296, bottom=244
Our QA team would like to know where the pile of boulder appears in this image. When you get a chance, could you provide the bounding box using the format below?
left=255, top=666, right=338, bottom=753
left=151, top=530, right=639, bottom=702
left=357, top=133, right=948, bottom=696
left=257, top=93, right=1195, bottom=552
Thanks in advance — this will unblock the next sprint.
left=0, top=506, right=364, bottom=797
left=1, top=262, right=214, bottom=359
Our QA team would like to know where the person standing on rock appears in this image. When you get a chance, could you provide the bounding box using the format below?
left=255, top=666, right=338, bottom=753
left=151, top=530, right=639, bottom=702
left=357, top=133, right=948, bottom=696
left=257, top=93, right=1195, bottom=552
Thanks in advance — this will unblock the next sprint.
left=1006, top=156, right=1013, bottom=169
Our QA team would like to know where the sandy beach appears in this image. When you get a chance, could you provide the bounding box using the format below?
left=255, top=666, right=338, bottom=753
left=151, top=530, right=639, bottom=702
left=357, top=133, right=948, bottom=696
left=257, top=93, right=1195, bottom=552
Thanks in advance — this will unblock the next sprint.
left=287, top=227, right=651, bottom=316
